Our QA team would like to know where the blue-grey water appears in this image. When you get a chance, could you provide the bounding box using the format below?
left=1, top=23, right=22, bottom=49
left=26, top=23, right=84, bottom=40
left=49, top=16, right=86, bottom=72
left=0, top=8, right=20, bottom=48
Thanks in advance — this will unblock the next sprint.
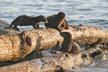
left=0, top=0, right=108, bottom=71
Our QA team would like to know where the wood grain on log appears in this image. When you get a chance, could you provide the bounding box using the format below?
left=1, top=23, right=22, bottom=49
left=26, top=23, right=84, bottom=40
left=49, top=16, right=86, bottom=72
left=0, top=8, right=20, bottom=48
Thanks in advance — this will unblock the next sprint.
left=62, top=25, right=108, bottom=46
left=0, top=46, right=107, bottom=72
left=0, top=25, right=108, bottom=62
left=0, top=53, right=83, bottom=72
left=0, top=21, right=107, bottom=71
left=0, top=28, right=63, bottom=61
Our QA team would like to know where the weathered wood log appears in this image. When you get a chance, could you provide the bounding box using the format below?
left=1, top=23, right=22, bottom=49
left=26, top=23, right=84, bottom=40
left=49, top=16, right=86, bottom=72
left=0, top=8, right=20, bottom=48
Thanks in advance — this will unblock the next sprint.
left=0, top=53, right=83, bottom=72
left=0, top=47, right=107, bottom=72
left=1, top=19, right=108, bottom=46
left=0, top=28, right=63, bottom=61
left=0, top=19, right=108, bottom=71
left=0, top=25, right=108, bottom=62
left=62, top=25, right=108, bottom=46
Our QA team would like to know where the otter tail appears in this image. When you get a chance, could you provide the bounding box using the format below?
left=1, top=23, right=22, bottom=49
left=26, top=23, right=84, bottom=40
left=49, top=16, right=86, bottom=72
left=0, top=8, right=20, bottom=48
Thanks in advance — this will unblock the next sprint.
left=10, top=21, right=15, bottom=28
left=10, top=23, right=13, bottom=28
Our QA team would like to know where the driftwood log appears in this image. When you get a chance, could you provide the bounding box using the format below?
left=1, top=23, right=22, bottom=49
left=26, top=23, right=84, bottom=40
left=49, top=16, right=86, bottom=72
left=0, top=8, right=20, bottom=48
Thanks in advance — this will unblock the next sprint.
left=0, top=19, right=108, bottom=72
left=0, top=28, right=63, bottom=62
left=62, top=25, right=108, bottom=46
left=0, top=53, right=90, bottom=72
left=0, top=25, right=108, bottom=62
left=0, top=47, right=107, bottom=72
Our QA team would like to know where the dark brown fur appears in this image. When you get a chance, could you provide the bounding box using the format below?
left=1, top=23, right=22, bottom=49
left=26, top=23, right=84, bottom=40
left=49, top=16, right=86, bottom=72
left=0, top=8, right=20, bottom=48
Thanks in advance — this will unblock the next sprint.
left=45, top=12, right=69, bottom=31
left=10, top=15, right=48, bottom=31
left=60, top=32, right=80, bottom=54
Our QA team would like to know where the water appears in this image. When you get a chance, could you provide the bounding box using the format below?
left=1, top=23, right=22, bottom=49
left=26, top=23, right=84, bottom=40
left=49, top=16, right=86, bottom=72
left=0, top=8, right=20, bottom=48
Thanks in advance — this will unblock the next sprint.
left=0, top=0, right=108, bottom=71
left=1, top=0, right=108, bottom=26
left=81, top=60, right=108, bottom=72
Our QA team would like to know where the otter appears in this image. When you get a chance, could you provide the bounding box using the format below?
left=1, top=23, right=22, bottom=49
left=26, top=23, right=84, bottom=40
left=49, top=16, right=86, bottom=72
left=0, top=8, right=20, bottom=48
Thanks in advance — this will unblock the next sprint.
left=10, top=15, right=48, bottom=31
left=45, top=12, right=69, bottom=31
left=60, top=32, right=80, bottom=54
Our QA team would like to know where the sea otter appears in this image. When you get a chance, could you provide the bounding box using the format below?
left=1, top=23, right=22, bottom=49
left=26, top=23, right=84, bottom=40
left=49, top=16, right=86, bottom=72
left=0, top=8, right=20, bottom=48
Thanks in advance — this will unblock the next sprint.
left=45, top=12, right=69, bottom=31
left=60, top=32, right=80, bottom=54
left=10, top=15, right=48, bottom=31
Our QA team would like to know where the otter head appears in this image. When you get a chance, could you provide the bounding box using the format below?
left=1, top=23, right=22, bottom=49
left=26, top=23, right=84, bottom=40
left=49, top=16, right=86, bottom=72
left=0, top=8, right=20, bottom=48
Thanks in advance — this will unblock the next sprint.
left=39, top=15, right=48, bottom=23
left=57, top=12, right=65, bottom=19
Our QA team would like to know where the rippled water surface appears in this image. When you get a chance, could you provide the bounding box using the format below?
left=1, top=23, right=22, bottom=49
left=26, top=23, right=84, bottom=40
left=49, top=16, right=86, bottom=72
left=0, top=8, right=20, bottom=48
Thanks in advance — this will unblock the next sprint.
left=0, top=0, right=108, bottom=71
left=1, top=0, right=108, bottom=26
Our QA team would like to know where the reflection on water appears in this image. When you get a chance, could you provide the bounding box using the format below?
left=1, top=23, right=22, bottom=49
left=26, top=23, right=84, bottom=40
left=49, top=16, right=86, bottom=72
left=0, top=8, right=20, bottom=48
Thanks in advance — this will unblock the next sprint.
left=0, top=0, right=108, bottom=71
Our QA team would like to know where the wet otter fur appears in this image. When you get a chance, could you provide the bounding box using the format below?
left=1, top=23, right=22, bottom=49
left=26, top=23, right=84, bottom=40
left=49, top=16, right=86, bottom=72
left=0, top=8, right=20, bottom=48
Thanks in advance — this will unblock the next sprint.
left=45, top=12, right=69, bottom=31
left=60, top=32, right=80, bottom=54
left=10, top=15, right=48, bottom=31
